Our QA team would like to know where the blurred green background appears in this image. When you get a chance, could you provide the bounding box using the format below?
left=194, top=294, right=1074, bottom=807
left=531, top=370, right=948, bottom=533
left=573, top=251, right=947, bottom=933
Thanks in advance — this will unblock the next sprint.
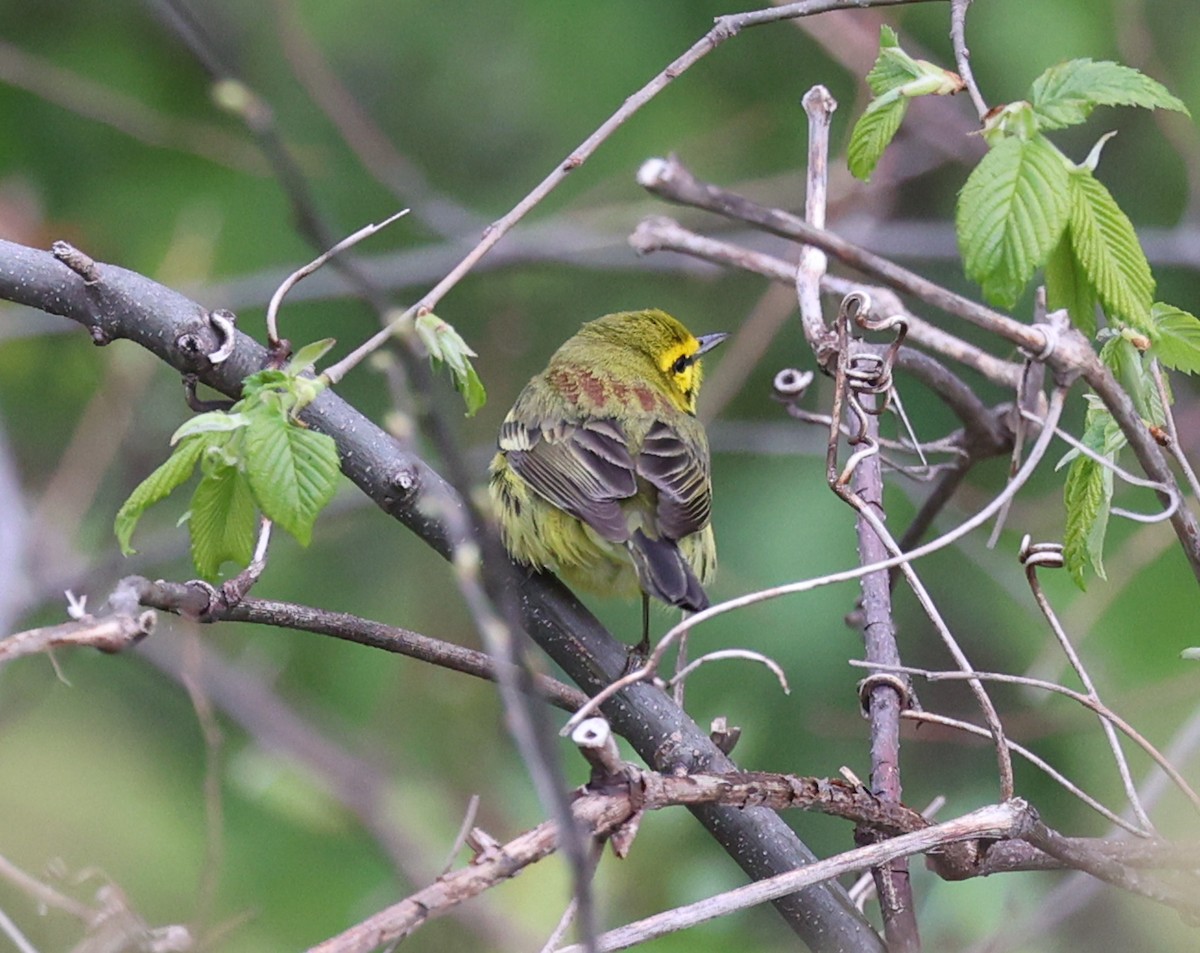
left=1, top=1, right=1199, bottom=950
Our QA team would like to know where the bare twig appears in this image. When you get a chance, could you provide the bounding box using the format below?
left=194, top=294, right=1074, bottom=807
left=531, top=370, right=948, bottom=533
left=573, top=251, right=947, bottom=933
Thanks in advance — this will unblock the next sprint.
left=948, top=0, right=988, bottom=120
left=895, top=709, right=1145, bottom=834
left=266, top=211, right=408, bottom=347
left=322, top=0, right=942, bottom=385
left=1150, top=359, right=1200, bottom=504
left=1018, top=538, right=1154, bottom=831
left=885, top=662, right=1200, bottom=814
left=129, top=577, right=587, bottom=713
left=824, top=292, right=919, bottom=950
left=630, top=215, right=1023, bottom=389
left=666, top=649, right=791, bottom=694
left=0, top=605, right=154, bottom=664
left=553, top=802, right=1029, bottom=953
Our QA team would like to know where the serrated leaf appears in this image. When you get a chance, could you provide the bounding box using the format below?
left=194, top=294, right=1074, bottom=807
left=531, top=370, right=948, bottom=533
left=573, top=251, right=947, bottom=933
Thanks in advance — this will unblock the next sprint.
left=1031, top=58, right=1189, bottom=131
left=115, top=437, right=207, bottom=555
left=415, top=312, right=487, bottom=416
left=848, top=93, right=908, bottom=181
left=243, top=405, right=340, bottom=546
left=1062, top=448, right=1113, bottom=590
left=189, top=463, right=258, bottom=579
left=957, top=134, right=1071, bottom=308
left=1068, top=170, right=1154, bottom=333
left=1055, top=399, right=1125, bottom=470
left=452, top=360, right=487, bottom=417
left=1044, top=229, right=1097, bottom=336
left=170, top=411, right=249, bottom=446
left=865, top=26, right=915, bottom=95
left=240, top=369, right=290, bottom=401
left=1080, top=402, right=1127, bottom=456
left=1150, top=303, right=1200, bottom=374
left=286, top=338, right=337, bottom=375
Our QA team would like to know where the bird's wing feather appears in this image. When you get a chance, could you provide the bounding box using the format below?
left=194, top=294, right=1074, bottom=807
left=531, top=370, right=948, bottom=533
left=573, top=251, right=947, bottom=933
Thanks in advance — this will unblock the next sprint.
left=500, top=416, right=637, bottom=542
left=636, top=420, right=711, bottom=539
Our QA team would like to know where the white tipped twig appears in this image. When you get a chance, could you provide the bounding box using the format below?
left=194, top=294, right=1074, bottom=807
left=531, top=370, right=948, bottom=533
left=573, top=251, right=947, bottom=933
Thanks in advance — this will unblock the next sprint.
left=265, top=210, right=408, bottom=348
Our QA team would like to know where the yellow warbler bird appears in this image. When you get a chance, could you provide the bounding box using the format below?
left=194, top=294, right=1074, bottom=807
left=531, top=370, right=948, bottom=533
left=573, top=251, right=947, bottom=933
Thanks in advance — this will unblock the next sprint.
left=489, top=309, right=726, bottom=652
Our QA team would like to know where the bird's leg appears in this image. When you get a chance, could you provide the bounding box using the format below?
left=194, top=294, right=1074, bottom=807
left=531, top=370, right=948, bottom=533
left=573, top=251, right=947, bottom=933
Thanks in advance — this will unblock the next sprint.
left=621, top=594, right=652, bottom=675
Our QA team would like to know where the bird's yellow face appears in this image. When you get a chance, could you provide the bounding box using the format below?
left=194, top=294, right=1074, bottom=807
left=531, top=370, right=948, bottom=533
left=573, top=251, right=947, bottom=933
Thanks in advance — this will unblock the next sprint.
left=657, top=332, right=728, bottom=415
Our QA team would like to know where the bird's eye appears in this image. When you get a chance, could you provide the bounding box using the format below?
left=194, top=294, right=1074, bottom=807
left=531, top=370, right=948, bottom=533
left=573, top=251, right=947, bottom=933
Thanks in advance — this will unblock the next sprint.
left=672, top=354, right=691, bottom=375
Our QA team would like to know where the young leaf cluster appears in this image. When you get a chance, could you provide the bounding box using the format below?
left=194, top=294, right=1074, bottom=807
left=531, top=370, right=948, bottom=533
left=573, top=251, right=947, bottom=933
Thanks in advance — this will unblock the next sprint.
left=851, top=36, right=1200, bottom=587
left=415, top=311, right=487, bottom=416
left=957, top=58, right=1186, bottom=333
left=848, top=26, right=965, bottom=181
left=115, top=341, right=342, bottom=579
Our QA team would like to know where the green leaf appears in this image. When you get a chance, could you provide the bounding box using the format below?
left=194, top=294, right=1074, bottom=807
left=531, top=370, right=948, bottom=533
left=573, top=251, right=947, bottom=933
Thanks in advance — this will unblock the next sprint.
left=115, top=437, right=206, bottom=555
left=1062, top=455, right=1112, bottom=589
left=1150, top=303, right=1200, bottom=374
left=1068, top=170, right=1154, bottom=333
left=415, top=312, right=487, bottom=416
left=170, top=411, right=249, bottom=446
left=1055, top=395, right=1125, bottom=469
left=240, top=369, right=290, bottom=401
left=1061, top=405, right=1120, bottom=589
left=286, top=337, right=337, bottom=375
left=1031, top=59, right=1190, bottom=131
left=243, top=404, right=340, bottom=546
left=1044, top=229, right=1097, bottom=336
left=957, top=134, right=1070, bottom=308
left=189, top=462, right=258, bottom=579
left=865, top=26, right=912, bottom=95
left=848, top=93, right=908, bottom=181
left=1099, top=335, right=1160, bottom=423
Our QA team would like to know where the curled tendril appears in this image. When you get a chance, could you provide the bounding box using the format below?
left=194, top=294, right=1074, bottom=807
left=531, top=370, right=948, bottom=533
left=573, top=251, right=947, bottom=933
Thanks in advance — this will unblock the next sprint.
left=831, top=291, right=913, bottom=484
left=1017, top=535, right=1066, bottom=570
left=773, top=368, right=814, bottom=400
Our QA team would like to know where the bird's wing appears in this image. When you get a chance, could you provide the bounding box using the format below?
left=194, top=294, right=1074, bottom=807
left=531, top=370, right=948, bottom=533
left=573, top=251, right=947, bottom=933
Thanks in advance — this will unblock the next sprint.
left=636, top=419, right=712, bottom=539
left=499, top=416, right=637, bottom=542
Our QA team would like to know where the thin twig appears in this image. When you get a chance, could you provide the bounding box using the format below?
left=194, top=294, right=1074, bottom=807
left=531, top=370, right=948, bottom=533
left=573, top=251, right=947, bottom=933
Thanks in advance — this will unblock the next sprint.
left=322, top=0, right=941, bottom=386
left=948, top=0, right=988, bottom=120
left=266, top=211, right=408, bottom=347
left=630, top=215, right=1023, bottom=390
left=882, top=662, right=1200, bottom=814
left=1019, top=538, right=1154, bottom=831
left=1150, top=358, right=1200, bottom=504
left=666, top=649, right=791, bottom=694
left=130, top=579, right=588, bottom=713
left=896, top=709, right=1144, bottom=835
left=553, top=802, right=1029, bottom=953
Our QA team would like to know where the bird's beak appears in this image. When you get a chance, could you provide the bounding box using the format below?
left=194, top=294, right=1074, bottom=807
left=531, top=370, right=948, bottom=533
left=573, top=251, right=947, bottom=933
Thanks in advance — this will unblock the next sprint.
left=695, top=332, right=729, bottom=356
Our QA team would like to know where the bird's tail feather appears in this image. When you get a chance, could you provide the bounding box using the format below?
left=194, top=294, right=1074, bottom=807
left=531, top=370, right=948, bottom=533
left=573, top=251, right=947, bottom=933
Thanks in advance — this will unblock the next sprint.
left=629, top=530, right=709, bottom=612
